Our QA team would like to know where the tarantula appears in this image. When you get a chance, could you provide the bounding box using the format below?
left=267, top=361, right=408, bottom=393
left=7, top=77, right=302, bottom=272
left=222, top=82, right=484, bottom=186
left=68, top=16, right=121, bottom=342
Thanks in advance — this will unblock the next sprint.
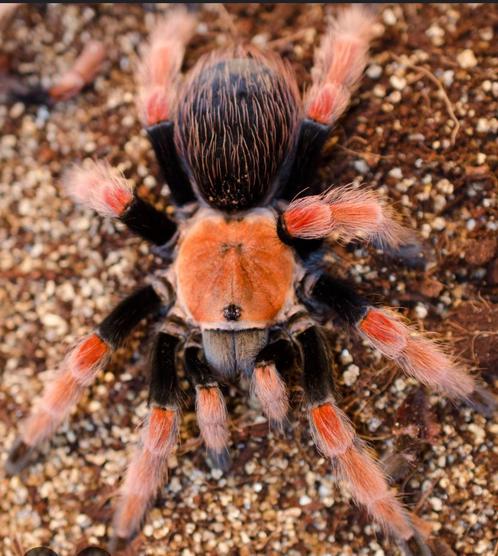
left=6, top=5, right=490, bottom=553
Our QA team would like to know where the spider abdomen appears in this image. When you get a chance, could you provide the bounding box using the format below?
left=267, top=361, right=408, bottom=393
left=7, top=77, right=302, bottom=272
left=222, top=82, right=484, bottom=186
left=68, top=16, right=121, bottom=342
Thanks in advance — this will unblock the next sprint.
left=175, top=46, right=300, bottom=212
left=175, top=209, right=295, bottom=330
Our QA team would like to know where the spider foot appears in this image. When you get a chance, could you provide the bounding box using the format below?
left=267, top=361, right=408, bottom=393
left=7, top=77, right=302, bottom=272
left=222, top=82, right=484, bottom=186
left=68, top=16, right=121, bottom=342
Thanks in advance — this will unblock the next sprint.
left=207, top=448, right=232, bottom=473
left=5, top=437, right=36, bottom=475
left=466, top=384, right=497, bottom=417
left=108, top=534, right=132, bottom=555
left=382, top=240, right=429, bottom=271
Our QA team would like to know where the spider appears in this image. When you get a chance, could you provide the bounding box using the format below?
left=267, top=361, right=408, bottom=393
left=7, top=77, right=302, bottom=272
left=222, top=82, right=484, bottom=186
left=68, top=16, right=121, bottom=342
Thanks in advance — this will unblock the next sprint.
left=6, top=5, right=493, bottom=554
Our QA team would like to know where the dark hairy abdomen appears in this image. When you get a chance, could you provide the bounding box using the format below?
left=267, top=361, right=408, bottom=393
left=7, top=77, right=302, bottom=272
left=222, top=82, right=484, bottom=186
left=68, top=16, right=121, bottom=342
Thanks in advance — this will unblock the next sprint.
left=175, top=48, right=300, bottom=212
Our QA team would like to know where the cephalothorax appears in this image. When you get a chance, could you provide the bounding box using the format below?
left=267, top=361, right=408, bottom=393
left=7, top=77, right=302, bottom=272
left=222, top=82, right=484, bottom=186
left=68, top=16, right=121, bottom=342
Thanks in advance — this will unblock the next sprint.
left=7, top=6, right=492, bottom=553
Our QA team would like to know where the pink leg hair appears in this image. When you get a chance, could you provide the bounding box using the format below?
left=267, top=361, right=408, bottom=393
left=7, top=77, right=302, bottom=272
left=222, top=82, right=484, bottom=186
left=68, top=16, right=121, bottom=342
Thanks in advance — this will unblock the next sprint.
left=63, top=161, right=134, bottom=218
left=252, top=363, right=289, bottom=424
left=310, top=402, right=413, bottom=540
left=113, top=407, right=178, bottom=540
left=49, top=41, right=106, bottom=102
left=283, top=186, right=413, bottom=249
left=196, top=386, right=230, bottom=454
left=137, top=8, right=196, bottom=126
left=21, top=334, right=109, bottom=447
left=306, top=5, right=376, bottom=125
left=358, top=307, right=475, bottom=398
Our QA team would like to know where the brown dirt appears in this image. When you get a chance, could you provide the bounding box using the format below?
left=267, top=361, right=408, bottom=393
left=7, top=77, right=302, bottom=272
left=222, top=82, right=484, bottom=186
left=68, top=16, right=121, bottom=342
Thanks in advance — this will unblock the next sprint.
left=1, top=4, right=497, bottom=556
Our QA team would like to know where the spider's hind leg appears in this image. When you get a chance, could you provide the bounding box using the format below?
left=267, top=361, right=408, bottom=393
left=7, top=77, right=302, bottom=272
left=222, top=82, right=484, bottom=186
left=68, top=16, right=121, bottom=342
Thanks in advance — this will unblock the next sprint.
left=6, top=284, right=166, bottom=475
left=137, top=8, right=197, bottom=206
left=290, top=319, right=414, bottom=541
left=184, top=341, right=231, bottom=471
left=111, top=321, right=185, bottom=546
left=252, top=330, right=296, bottom=426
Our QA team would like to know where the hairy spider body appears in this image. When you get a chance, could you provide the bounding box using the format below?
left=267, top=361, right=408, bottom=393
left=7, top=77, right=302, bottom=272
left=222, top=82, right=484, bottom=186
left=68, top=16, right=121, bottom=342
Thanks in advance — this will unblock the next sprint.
left=176, top=208, right=296, bottom=376
left=7, top=6, right=493, bottom=554
left=176, top=46, right=299, bottom=211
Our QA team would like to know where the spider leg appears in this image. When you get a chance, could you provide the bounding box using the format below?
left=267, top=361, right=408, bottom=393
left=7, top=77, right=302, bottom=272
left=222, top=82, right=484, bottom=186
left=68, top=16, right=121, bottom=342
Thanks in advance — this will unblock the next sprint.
left=64, top=161, right=177, bottom=246
left=184, top=342, right=231, bottom=470
left=5, top=285, right=166, bottom=475
left=111, top=323, right=184, bottom=547
left=302, top=271, right=476, bottom=399
left=278, top=184, right=413, bottom=251
left=252, top=330, right=296, bottom=425
left=282, top=5, right=376, bottom=200
left=291, top=321, right=413, bottom=541
left=137, top=8, right=197, bottom=206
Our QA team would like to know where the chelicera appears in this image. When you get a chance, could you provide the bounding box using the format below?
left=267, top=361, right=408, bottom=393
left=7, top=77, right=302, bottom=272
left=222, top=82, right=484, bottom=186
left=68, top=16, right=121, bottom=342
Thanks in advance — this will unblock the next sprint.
left=6, top=6, right=492, bottom=553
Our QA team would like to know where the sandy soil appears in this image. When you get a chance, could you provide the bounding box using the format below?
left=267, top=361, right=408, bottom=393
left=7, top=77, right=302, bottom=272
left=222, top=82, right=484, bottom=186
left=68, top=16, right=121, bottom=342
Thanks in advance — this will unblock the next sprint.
left=0, top=4, right=497, bottom=556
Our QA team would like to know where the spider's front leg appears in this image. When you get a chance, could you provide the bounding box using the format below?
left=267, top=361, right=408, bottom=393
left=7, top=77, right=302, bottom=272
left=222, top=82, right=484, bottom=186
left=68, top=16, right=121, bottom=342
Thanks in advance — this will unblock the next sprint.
left=6, top=284, right=167, bottom=474
left=137, top=8, right=197, bottom=206
left=283, top=5, right=376, bottom=199
left=290, top=320, right=414, bottom=541
left=301, top=271, right=477, bottom=400
left=64, top=161, right=177, bottom=246
left=111, top=322, right=184, bottom=549
left=279, top=183, right=426, bottom=267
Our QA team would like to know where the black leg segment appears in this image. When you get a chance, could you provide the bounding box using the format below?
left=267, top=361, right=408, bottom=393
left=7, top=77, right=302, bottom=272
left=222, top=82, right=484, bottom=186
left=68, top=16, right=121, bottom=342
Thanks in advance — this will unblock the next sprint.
left=255, top=331, right=296, bottom=378
left=98, top=285, right=162, bottom=348
left=294, top=325, right=336, bottom=405
left=120, top=196, right=177, bottom=246
left=280, top=118, right=332, bottom=201
left=300, top=272, right=369, bottom=325
left=146, top=121, right=196, bottom=206
left=185, top=345, right=218, bottom=387
left=148, top=331, right=183, bottom=408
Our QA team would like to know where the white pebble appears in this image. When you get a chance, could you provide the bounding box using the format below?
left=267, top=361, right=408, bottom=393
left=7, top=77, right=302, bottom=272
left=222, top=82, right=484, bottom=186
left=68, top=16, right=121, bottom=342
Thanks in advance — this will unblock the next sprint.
left=457, top=49, right=477, bottom=69
left=367, top=64, right=383, bottom=79
left=432, top=216, right=446, bottom=231
left=299, top=495, right=312, bottom=505
left=442, top=70, right=454, bottom=87
left=414, top=304, right=428, bottom=319
left=383, top=8, right=397, bottom=26
left=476, top=118, right=490, bottom=133
left=389, top=167, right=403, bottom=180
left=390, top=75, right=406, bottom=91
left=343, top=364, right=360, bottom=386
left=436, top=178, right=454, bottom=195
left=339, top=349, right=353, bottom=365
left=466, top=219, right=476, bottom=231
left=353, top=159, right=370, bottom=174
left=41, top=313, right=68, bottom=333
left=429, top=497, right=443, bottom=511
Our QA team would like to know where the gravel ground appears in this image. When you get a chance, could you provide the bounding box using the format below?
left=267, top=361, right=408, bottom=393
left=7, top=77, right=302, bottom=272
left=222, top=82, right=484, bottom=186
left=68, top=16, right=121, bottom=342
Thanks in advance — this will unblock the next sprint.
left=1, top=4, right=497, bottom=556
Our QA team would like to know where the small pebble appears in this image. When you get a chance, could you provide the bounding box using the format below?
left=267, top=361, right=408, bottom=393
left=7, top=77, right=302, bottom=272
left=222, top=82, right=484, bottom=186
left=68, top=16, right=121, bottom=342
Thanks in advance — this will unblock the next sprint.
left=390, top=75, right=406, bottom=91
left=414, top=304, right=428, bottom=319
left=466, top=219, right=476, bottom=231
left=429, top=497, right=443, bottom=512
left=457, top=49, right=478, bottom=68
left=343, top=364, right=360, bottom=386
left=366, top=64, right=382, bottom=79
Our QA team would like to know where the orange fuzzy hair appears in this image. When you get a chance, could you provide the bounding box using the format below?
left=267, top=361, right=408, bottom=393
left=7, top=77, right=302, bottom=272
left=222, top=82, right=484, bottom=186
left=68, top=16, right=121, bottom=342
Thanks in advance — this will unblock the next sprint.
left=64, top=161, right=134, bottom=218
left=359, top=308, right=475, bottom=398
left=50, top=41, right=106, bottom=102
left=136, top=9, right=196, bottom=126
left=283, top=186, right=412, bottom=249
left=306, top=5, right=376, bottom=124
